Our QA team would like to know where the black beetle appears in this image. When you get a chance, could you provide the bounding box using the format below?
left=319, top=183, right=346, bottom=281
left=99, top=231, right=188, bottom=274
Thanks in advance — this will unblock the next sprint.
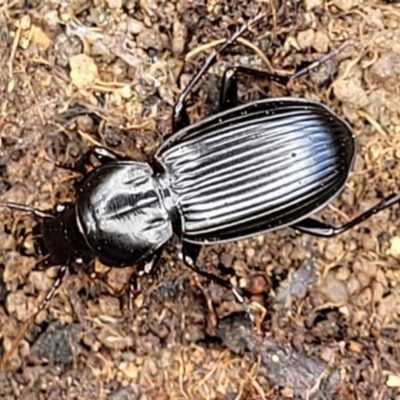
left=1, top=12, right=400, bottom=355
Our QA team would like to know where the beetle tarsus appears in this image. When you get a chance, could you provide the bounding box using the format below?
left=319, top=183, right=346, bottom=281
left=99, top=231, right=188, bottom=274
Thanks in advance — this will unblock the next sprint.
left=287, top=39, right=354, bottom=86
left=44, top=155, right=80, bottom=173
left=294, top=192, right=400, bottom=237
left=181, top=244, right=254, bottom=322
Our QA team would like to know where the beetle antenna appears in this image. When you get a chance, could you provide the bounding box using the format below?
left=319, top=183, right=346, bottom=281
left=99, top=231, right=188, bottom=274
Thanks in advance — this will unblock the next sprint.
left=0, top=264, right=68, bottom=370
left=0, top=201, right=54, bottom=219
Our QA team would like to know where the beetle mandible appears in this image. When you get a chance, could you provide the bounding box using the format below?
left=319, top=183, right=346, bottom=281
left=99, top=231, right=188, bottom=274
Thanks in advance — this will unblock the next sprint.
left=2, top=12, right=400, bottom=332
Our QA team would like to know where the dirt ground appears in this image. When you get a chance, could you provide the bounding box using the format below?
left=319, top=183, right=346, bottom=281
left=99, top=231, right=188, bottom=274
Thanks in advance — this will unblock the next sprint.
left=1, top=0, right=400, bottom=399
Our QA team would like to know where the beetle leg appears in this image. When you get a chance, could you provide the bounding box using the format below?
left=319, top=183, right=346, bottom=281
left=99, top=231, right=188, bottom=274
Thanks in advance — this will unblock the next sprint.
left=85, top=146, right=128, bottom=163
left=0, top=264, right=69, bottom=370
left=128, top=248, right=164, bottom=310
left=143, top=247, right=164, bottom=275
left=219, top=66, right=289, bottom=111
left=219, top=40, right=353, bottom=110
left=38, top=264, right=69, bottom=310
left=128, top=273, right=138, bottom=311
left=171, top=102, right=191, bottom=134
left=0, top=201, right=54, bottom=219
left=293, top=192, right=400, bottom=237
left=181, top=244, right=254, bottom=321
left=45, top=146, right=128, bottom=174
left=287, top=39, right=353, bottom=86
left=172, top=11, right=267, bottom=132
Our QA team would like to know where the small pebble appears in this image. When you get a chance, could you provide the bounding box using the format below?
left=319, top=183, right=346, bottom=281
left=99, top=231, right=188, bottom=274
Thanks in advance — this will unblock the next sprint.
left=333, top=0, right=358, bottom=11
left=333, top=77, right=369, bottom=109
left=304, top=0, right=323, bottom=11
left=69, top=54, right=100, bottom=88
left=347, top=275, right=361, bottom=296
left=313, top=31, right=330, bottom=53
left=127, top=18, right=145, bottom=34
left=44, top=10, right=60, bottom=30
left=119, top=362, right=139, bottom=379
left=172, top=19, right=187, bottom=57
left=245, top=274, right=268, bottom=295
left=320, top=272, right=348, bottom=303
left=137, top=28, right=162, bottom=51
left=387, top=375, right=400, bottom=388
left=388, top=236, right=400, bottom=258
left=335, top=266, right=351, bottom=281
left=99, top=295, right=123, bottom=318
left=297, top=29, right=315, bottom=49
left=107, top=0, right=123, bottom=8
left=245, top=247, right=255, bottom=259
left=54, top=33, right=83, bottom=67
left=324, top=240, right=344, bottom=261
left=354, top=287, right=372, bottom=307
left=97, top=327, right=134, bottom=350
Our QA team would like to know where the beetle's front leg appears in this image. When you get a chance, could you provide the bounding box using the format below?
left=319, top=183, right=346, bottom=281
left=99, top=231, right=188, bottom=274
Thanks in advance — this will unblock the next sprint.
left=181, top=243, right=254, bottom=321
left=0, top=264, right=69, bottom=370
left=293, top=192, right=400, bottom=237
left=128, top=247, right=164, bottom=310
left=46, top=146, right=129, bottom=174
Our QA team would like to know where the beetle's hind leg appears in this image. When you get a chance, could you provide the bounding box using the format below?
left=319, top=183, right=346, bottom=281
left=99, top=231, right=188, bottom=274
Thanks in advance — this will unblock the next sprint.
left=181, top=243, right=254, bottom=322
left=219, top=40, right=354, bottom=111
left=293, top=192, right=400, bottom=237
left=219, top=66, right=289, bottom=111
left=172, top=11, right=266, bottom=132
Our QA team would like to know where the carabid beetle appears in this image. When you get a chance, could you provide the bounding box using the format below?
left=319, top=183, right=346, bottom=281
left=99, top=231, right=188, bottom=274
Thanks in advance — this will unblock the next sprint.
left=2, top=12, right=400, bottom=355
